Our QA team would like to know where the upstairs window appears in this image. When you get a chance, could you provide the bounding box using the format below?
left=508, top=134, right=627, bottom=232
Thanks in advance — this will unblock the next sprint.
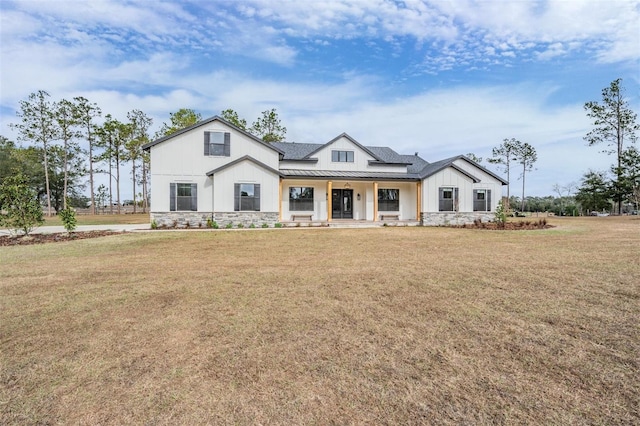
left=439, top=187, right=459, bottom=212
left=378, top=189, right=399, bottom=211
left=170, top=183, right=197, bottom=211
left=289, top=187, right=314, bottom=211
left=234, top=183, right=260, bottom=211
left=331, top=150, right=354, bottom=162
left=204, top=131, right=230, bottom=156
left=473, top=189, right=492, bottom=211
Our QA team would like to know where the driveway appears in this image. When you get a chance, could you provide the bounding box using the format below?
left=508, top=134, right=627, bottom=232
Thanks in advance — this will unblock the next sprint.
left=0, top=223, right=149, bottom=236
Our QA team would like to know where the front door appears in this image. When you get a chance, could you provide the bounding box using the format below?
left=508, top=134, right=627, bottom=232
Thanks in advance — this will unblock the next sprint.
left=332, top=189, right=353, bottom=219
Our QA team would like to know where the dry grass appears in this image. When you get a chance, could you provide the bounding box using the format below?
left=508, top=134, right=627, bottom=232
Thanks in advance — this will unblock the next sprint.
left=1, top=216, right=639, bottom=424
left=42, top=213, right=150, bottom=226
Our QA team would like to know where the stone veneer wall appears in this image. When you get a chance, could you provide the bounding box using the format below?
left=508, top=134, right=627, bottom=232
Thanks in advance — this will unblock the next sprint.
left=420, top=212, right=494, bottom=226
left=151, top=212, right=280, bottom=228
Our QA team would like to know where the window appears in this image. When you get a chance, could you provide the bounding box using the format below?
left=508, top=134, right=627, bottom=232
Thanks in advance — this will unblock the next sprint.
left=170, top=183, right=197, bottom=211
left=439, top=187, right=459, bottom=211
left=234, top=183, right=260, bottom=211
left=331, top=150, right=354, bottom=162
left=204, top=131, right=230, bottom=156
left=473, top=189, right=492, bottom=211
left=378, top=188, right=399, bottom=211
left=289, top=187, right=314, bottom=211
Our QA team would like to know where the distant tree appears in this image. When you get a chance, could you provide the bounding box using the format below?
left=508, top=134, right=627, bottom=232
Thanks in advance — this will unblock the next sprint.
left=618, top=146, right=640, bottom=210
left=54, top=98, right=82, bottom=209
left=11, top=90, right=58, bottom=216
left=95, top=184, right=108, bottom=214
left=0, top=174, right=44, bottom=236
left=0, top=136, right=17, bottom=185
left=488, top=138, right=520, bottom=210
left=126, top=110, right=152, bottom=214
left=97, top=115, right=130, bottom=214
left=552, top=182, right=577, bottom=216
left=157, top=108, right=201, bottom=137
left=221, top=109, right=248, bottom=130
left=584, top=78, right=639, bottom=214
left=465, top=153, right=483, bottom=164
left=251, top=108, right=287, bottom=142
left=575, top=170, right=612, bottom=213
left=515, top=142, right=537, bottom=211
left=74, top=96, right=102, bottom=214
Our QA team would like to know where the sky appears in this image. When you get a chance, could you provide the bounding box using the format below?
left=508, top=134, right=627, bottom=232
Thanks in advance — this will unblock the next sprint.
left=1, top=0, right=639, bottom=200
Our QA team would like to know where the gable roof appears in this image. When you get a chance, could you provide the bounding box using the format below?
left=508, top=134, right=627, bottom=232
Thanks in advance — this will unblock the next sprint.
left=303, top=133, right=385, bottom=162
left=142, top=115, right=284, bottom=155
left=417, top=155, right=508, bottom=184
left=206, top=155, right=282, bottom=177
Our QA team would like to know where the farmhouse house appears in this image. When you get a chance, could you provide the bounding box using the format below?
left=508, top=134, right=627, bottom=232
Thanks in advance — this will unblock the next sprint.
left=142, top=116, right=507, bottom=227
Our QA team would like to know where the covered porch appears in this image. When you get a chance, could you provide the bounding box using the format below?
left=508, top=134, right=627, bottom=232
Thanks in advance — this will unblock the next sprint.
left=278, top=177, right=422, bottom=224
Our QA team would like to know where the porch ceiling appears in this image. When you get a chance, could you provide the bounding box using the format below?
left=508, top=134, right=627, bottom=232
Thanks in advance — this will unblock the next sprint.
left=280, top=169, right=420, bottom=181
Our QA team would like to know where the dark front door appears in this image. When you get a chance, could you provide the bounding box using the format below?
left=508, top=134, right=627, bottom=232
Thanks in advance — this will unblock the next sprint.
left=332, top=189, right=353, bottom=219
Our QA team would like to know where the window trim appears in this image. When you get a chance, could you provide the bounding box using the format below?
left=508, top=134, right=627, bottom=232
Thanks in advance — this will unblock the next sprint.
left=331, top=150, right=354, bottom=162
left=439, top=187, right=459, bottom=212
left=473, top=189, right=492, bottom=212
left=378, top=188, right=400, bottom=211
left=170, top=182, right=197, bottom=211
left=204, top=131, right=230, bottom=157
left=234, top=183, right=261, bottom=211
left=289, top=187, right=314, bottom=211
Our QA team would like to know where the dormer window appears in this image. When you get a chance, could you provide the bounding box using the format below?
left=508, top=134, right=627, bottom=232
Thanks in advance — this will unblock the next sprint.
left=331, top=150, right=354, bottom=162
left=204, top=131, right=230, bottom=156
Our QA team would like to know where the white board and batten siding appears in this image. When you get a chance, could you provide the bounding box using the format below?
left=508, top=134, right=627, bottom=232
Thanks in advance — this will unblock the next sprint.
left=211, top=160, right=279, bottom=212
left=149, top=122, right=280, bottom=212
left=422, top=167, right=476, bottom=212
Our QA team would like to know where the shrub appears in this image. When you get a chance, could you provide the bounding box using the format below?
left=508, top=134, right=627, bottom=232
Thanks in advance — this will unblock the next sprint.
left=249, top=223, right=256, bottom=229
left=261, top=223, right=269, bottom=228
left=237, top=223, right=244, bottom=229
left=494, top=200, right=507, bottom=229
left=274, top=222, right=283, bottom=228
left=151, top=219, right=158, bottom=230
left=59, top=201, right=77, bottom=234
left=225, top=222, right=233, bottom=229
left=0, top=174, right=44, bottom=236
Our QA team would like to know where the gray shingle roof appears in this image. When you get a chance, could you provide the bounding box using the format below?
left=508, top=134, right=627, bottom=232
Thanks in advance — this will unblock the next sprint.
left=271, top=142, right=321, bottom=160
left=280, top=169, right=419, bottom=180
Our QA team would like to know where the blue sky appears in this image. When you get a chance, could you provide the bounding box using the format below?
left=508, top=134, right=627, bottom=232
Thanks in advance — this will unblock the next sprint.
left=1, top=0, right=639, bottom=199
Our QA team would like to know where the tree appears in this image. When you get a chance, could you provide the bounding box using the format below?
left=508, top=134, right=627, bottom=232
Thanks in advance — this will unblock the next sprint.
left=575, top=170, right=611, bottom=213
left=74, top=97, right=102, bottom=214
left=97, top=115, right=130, bottom=214
left=515, top=142, right=537, bottom=212
left=584, top=78, right=639, bottom=214
left=11, top=90, right=58, bottom=216
left=619, top=146, right=640, bottom=210
left=0, top=174, right=44, bottom=236
left=465, top=153, right=483, bottom=164
left=552, top=182, right=577, bottom=216
left=54, top=98, right=81, bottom=209
left=221, top=109, right=248, bottom=130
left=157, top=108, right=201, bottom=137
left=126, top=110, right=152, bottom=214
left=0, top=136, right=17, bottom=185
left=488, top=138, right=520, bottom=210
left=251, top=108, right=287, bottom=142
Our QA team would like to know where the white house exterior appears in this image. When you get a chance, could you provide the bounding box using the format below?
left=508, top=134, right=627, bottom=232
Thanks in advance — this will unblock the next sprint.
left=142, top=116, right=507, bottom=227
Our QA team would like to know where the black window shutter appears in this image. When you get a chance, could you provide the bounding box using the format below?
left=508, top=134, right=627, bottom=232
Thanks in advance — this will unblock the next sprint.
left=254, top=184, right=260, bottom=211
left=487, top=190, right=492, bottom=211
left=191, top=183, right=197, bottom=211
left=170, top=183, right=176, bottom=211
left=234, top=184, right=240, bottom=211
left=454, top=188, right=459, bottom=211
left=204, top=132, right=210, bottom=155
left=224, top=132, right=231, bottom=156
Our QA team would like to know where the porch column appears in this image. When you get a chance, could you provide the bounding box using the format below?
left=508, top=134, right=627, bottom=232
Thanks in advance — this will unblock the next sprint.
left=278, top=178, right=283, bottom=222
left=373, top=181, right=378, bottom=221
left=327, top=181, right=333, bottom=222
left=416, top=181, right=422, bottom=221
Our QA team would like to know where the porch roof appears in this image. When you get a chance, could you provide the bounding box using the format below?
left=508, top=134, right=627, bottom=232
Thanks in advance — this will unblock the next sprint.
left=280, top=169, right=420, bottom=181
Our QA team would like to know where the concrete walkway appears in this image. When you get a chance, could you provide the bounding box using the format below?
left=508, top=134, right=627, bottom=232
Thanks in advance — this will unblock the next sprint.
left=0, top=223, right=150, bottom=236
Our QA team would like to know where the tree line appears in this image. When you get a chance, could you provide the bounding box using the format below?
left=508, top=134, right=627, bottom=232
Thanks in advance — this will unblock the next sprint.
left=0, top=90, right=287, bottom=217
left=471, top=78, right=639, bottom=215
